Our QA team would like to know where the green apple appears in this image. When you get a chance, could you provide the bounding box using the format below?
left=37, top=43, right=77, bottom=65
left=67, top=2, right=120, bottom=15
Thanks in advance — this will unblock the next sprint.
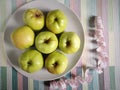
left=59, top=32, right=80, bottom=54
left=23, top=8, right=45, bottom=31
left=46, top=9, right=68, bottom=34
left=35, top=31, right=58, bottom=54
left=19, top=50, right=44, bottom=73
left=45, top=51, right=68, bottom=74
left=11, top=26, right=35, bottom=49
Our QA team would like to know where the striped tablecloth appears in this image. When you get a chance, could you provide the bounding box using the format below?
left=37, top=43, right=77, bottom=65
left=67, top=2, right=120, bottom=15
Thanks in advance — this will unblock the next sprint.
left=0, top=0, right=120, bottom=90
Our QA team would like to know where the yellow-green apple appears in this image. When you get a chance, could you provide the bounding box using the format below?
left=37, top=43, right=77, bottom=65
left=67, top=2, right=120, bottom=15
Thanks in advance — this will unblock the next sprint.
left=46, top=9, right=67, bottom=34
left=23, top=8, right=45, bottom=31
left=11, top=25, right=35, bottom=49
left=35, top=31, right=58, bottom=54
left=19, top=50, right=44, bottom=73
left=45, top=51, right=68, bottom=74
left=59, top=32, right=80, bottom=54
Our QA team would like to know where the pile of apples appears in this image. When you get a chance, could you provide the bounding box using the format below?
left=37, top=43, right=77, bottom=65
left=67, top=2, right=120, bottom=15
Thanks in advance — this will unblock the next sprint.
left=11, top=8, right=80, bottom=74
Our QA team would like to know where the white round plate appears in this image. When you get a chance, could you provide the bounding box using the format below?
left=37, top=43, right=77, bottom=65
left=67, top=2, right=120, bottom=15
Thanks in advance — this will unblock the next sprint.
left=4, top=0, right=85, bottom=81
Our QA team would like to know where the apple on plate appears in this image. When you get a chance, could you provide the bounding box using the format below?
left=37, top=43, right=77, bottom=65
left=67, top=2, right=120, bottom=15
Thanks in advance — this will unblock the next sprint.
left=46, top=9, right=68, bottom=34
left=45, top=51, right=68, bottom=74
left=23, top=8, right=45, bottom=31
left=59, top=32, right=80, bottom=54
left=19, top=50, right=44, bottom=73
left=10, top=25, right=35, bottom=49
left=35, top=31, right=58, bottom=54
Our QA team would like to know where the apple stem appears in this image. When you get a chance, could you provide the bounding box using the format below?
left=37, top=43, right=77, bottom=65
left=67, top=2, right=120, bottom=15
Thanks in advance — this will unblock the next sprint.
left=55, top=18, right=58, bottom=22
left=28, top=61, right=32, bottom=66
left=35, top=12, right=42, bottom=18
left=66, top=41, right=71, bottom=47
left=44, top=39, right=50, bottom=44
left=52, top=62, right=58, bottom=68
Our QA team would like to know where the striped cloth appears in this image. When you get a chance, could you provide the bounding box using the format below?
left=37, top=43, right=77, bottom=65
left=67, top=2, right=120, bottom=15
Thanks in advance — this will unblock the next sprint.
left=0, top=0, right=120, bottom=90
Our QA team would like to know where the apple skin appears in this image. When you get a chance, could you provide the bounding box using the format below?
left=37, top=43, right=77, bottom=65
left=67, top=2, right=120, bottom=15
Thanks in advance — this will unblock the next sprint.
left=45, top=51, right=68, bottom=74
left=11, top=26, right=35, bottom=49
left=19, top=50, right=44, bottom=73
left=35, top=31, right=58, bottom=54
left=59, top=32, right=80, bottom=54
left=46, top=9, right=68, bottom=34
left=23, top=8, right=45, bottom=31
